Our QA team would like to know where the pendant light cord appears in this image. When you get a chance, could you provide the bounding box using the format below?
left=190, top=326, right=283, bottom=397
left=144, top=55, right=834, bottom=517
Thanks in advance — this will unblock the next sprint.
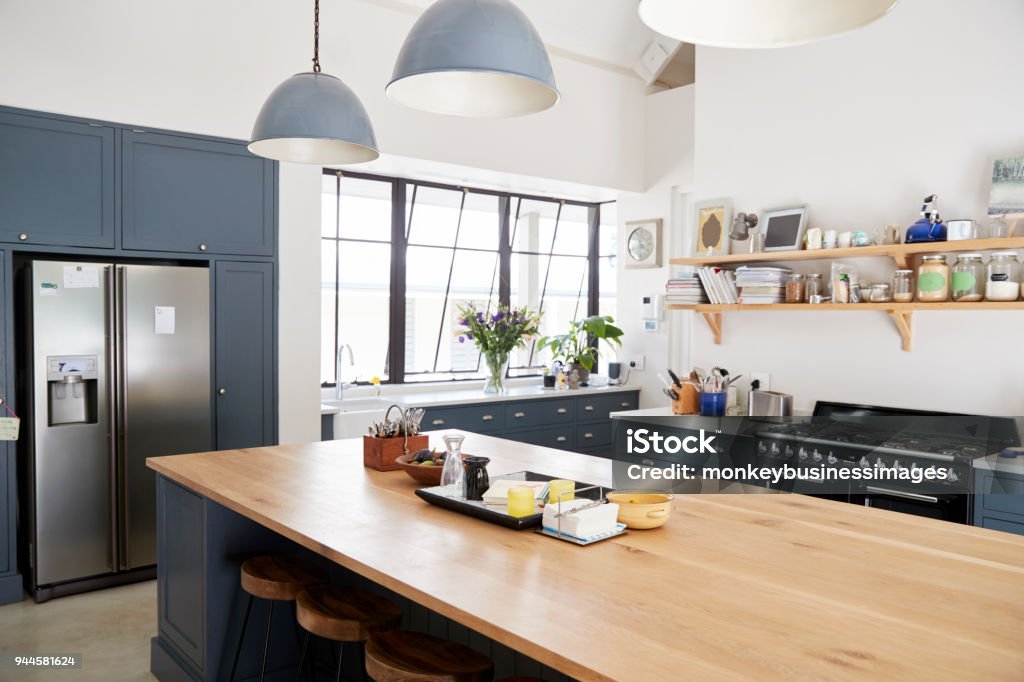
left=312, top=0, right=321, bottom=73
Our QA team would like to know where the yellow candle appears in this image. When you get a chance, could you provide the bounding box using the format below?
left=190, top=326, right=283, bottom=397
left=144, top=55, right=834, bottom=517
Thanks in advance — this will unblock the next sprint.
left=507, top=486, right=535, bottom=518
left=547, top=479, right=575, bottom=508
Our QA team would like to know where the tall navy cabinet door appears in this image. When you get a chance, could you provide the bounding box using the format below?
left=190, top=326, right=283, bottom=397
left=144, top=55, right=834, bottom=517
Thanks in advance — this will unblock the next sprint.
left=122, top=131, right=275, bottom=256
left=0, top=112, right=115, bottom=248
left=214, top=262, right=275, bottom=450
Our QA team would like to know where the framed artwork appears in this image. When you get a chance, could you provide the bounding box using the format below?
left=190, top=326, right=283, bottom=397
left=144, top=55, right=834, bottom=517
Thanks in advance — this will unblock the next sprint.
left=761, top=206, right=808, bottom=252
left=989, top=156, right=1024, bottom=215
left=693, top=199, right=732, bottom=257
left=622, top=219, right=662, bottom=269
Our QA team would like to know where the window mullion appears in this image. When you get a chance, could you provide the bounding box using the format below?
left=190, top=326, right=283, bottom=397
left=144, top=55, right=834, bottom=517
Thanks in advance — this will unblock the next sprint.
left=332, top=171, right=342, bottom=385
left=390, top=179, right=407, bottom=383
left=432, top=189, right=467, bottom=373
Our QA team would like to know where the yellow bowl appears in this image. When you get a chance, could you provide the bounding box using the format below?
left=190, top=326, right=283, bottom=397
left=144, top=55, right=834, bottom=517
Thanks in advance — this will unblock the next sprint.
left=606, top=492, right=674, bottom=529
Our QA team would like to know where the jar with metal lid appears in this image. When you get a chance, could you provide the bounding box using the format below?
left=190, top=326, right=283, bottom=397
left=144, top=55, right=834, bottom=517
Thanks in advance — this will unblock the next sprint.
left=805, top=273, right=824, bottom=300
left=986, top=251, right=1022, bottom=301
left=917, top=255, right=949, bottom=302
left=868, top=283, right=892, bottom=303
left=786, top=274, right=806, bottom=304
left=892, top=270, right=914, bottom=302
left=951, top=253, right=986, bottom=302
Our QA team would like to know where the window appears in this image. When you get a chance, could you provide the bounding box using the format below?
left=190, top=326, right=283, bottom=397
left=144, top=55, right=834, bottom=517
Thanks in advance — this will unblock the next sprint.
left=321, top=170, right=614, bottom=385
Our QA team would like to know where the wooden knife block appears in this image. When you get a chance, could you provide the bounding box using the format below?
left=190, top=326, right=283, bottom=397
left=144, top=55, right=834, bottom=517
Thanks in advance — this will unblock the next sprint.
left=672, top=384, right=700, bottom=415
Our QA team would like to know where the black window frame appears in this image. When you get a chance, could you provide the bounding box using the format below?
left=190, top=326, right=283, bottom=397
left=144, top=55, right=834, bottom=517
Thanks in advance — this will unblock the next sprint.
left=321, top=169, right=610, bottom=387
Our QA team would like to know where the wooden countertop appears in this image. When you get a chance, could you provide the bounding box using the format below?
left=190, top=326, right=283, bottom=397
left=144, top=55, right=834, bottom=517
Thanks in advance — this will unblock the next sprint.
left=148, top=432, right=1024, bottom=681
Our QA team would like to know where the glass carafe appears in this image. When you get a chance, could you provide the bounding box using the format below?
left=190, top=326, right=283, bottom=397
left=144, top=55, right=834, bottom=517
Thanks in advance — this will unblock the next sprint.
left=440, top=434, right=466, bottom=497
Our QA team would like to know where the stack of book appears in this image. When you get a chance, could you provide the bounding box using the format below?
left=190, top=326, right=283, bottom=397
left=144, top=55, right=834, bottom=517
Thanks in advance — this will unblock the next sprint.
left=734, top=266, right=792, bottom=304
left=665, top=274, right=710, bottom=305
left=695, top=267, right=738, bottom=304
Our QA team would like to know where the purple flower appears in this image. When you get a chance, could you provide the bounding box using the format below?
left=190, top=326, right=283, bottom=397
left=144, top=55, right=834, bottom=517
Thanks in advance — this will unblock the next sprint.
left=458, top=336, right=465, bottom=344
left=466, top=333, right=474, bottom=340
left=476, top=312, right=485, bottom=323
left=492, top=311, right=505, bottom=322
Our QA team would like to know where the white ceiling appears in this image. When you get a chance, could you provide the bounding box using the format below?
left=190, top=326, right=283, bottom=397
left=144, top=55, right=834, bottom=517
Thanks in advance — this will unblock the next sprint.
left=368, top=0, right=661, bottom=70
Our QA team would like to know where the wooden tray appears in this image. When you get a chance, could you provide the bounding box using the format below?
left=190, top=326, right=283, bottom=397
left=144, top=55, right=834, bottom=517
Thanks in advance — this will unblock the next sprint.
left=415, top=471, right=604, bottom=530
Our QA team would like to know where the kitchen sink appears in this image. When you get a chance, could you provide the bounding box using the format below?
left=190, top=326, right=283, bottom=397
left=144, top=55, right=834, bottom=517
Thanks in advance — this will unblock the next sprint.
left=324, top=397, right=403, bottom=440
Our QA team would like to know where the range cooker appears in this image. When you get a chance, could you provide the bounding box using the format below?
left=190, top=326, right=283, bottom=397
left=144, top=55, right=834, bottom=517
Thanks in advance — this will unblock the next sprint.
left=751, top=401, right=1018, bottom=524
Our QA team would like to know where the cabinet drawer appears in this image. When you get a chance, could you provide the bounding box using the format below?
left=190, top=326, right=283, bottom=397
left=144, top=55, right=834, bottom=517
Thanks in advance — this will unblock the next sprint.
left=0, top=112, right=115, bottom=248
left=576, top=422, right=613, bottom=449
left=505, top=399, right=574, bottom=429
left=511, top=425, right=575, bottom=451
left=577, top=392, right=638, bottom=422
left=123, top=131, right=275, bottom=256
left=979, top=471, right=1024, bottom=517
left=423, top=405, right=504, bottom=434
left=981, top=515, right=1024, bottom=537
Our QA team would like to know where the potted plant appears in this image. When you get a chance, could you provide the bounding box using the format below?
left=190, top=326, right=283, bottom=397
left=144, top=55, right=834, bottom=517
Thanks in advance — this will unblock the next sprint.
left=537, top=315, right=624, bottom=386
left=457, top=303, right=542, bottom=394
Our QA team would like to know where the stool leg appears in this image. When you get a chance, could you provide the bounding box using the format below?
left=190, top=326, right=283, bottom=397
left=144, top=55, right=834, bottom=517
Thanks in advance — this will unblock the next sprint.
left=259, top=601, right=274, bottom=682
left=294, top=631, right=310, bottom=682
left=335, top=642, right=344, bottom=682
left=228, top=594, right=254, bottom=682
left=358, top=643, right=369, bottom=682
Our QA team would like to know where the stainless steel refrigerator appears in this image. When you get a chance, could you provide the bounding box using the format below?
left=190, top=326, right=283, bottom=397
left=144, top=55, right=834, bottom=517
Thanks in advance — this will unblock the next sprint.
left=22, top=260, right=211, bottom=600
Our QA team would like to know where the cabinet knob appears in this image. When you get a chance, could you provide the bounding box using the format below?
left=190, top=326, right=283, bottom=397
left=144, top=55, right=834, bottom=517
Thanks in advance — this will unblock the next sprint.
left=556, top=435, right=568, bottom=443
left=584, top=405, right=595, bottom=411
left=481, top=414, right=493, bottom=421
left=621, top=401, right=630, bottom=407
left=584, top=432, right=594, bottom=439
left=431, top=418, right=445, bottom=426
left=514, top=411, right=525, bottom=418
left=199, top=244, right=208, bottom=252
left=218, top=388, right=227, bottom=395
left=557, top=407, right=568, bottom=414
left=18, top=233, right=27, bottom=241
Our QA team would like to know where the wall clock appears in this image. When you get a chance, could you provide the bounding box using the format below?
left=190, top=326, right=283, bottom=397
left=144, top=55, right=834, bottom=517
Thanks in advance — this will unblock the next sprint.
left=623, top=219, right=662, bottom=269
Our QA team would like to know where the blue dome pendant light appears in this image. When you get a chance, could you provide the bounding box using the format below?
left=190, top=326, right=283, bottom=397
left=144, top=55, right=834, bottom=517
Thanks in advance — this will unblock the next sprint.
left=249, top=0, right=379, bottom=164
left=388, top=0, right=559, bottom=118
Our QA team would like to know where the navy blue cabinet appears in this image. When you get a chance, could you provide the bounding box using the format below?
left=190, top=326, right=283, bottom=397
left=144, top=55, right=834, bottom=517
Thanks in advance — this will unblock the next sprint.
left=122, top=131, right=275, bottom=256
left=420, top=390, right=639, bottom=457
left=0, top=112, right=115, bottom=248
left=214, top=262, right=275, bottom=450
left=974, top=469, right=1024, bottom=537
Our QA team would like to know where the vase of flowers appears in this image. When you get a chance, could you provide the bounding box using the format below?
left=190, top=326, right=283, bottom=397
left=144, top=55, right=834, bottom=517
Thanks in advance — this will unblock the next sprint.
left=457, top=304, right=542, bottom=394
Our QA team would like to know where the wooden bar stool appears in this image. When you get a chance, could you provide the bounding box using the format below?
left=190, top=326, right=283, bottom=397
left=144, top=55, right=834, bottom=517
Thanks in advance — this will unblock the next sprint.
left=229, top=555, right=327, bottom=682
left=295, top=585, right=402, bottom=682
left=365, top=630, right=494, bottom=682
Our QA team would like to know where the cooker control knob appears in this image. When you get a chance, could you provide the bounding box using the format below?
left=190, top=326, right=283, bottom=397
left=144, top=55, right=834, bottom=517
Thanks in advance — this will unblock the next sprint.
left=770, top=442, right=780, bottom=456
left=758, top=441, right=767, bottom=454
left=798, top=447, right=809, bottom=461
left=827, top=452, right=838, bottom=465
left=812, top=449, right=823, bottom=463
left=859, top=456, right=870, bottom=468
left=892, top=459, right=902, bottom=471
left=874, top=458, right=884, bottom=469
left=785, top=445, right=795, bottom=459
left=947, top=468, right=959, bottom=483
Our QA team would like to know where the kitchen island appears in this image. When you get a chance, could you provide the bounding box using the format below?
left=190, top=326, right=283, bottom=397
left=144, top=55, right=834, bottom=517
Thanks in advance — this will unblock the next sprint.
left=147, top=432, right=1024, bottom=681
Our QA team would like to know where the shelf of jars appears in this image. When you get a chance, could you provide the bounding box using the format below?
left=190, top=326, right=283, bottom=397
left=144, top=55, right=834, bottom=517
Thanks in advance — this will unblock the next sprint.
left=669, top=237, right=1024, bottom=269
left=665, top=301, right=1024, bottom=352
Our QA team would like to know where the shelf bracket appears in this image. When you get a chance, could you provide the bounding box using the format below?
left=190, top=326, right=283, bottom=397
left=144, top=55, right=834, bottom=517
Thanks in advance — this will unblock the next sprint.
left=701, top=312, right=723, bottom=345
left=892, top=253, right=911, bottom=270
left=886, top=310, right=913, bottom=351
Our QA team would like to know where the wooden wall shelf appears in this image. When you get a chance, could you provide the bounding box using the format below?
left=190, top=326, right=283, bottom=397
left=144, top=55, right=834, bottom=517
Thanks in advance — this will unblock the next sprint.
left=666, top=301, right=1024, bottom=352
left=670, top=237, right=1024, bottom=269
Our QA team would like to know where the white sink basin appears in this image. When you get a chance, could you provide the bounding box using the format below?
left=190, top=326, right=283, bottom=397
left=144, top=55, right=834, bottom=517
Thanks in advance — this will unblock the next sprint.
left=332, top=397, right=400, bottom=413
left=324, top=398, right=405, bottom=440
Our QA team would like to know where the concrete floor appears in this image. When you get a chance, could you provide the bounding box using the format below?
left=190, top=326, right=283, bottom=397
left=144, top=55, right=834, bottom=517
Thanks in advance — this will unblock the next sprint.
left=0, top=580, right=156, bottom=681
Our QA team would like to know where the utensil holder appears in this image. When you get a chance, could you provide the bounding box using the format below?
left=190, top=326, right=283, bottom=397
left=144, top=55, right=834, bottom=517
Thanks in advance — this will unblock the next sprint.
left=672, top=384, right=699, bottom=415
left=699, top=392, right=727, bottom=417
left=363, top=434, right=429, bottom=472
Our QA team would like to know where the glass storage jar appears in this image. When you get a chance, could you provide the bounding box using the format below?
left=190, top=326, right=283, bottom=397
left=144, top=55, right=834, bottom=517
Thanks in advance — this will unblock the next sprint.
left=892, top=270, right=914, bottom=302
left=786, top=274, right=806, bottom=304
left=917, top=255, right=949, bottom=302
left=986, top=251, right=1022, bottom=301
left=951, top=253, right=986, bottom=302
left=869, top=283, right=893, bottom=303
left=805, top=273, right=824, bottom=300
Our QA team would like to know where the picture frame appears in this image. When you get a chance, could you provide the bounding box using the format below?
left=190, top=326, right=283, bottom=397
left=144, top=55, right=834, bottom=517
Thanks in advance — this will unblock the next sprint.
left=622, top=218, right=662, bottom=269
left=693, top=198, right=732, bottom=257
left=761, top=206, right=808, bottom=252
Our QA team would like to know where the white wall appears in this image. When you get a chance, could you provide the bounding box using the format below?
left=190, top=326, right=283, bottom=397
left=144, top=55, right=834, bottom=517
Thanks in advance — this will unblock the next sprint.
left=690, top=0, right=1024, bottom=415
left=0, top=0, right=648, bottom=441
left=617, top=85, right=695, bottom=407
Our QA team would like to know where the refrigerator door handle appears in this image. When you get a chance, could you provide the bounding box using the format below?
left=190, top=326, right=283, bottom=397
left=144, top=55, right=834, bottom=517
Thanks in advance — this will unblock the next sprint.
left=105, top=265, right=118, bottom=572
left=115, top=265, right=129, bottom=571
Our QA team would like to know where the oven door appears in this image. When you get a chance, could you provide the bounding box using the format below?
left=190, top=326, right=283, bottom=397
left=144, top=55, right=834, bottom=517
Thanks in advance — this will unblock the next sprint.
left=855, top=486, right=969, bottom=524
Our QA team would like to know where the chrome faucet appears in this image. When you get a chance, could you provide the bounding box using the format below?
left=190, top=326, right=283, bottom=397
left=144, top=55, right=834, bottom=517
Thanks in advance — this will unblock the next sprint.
left=335, top=343, right=356, bottom=399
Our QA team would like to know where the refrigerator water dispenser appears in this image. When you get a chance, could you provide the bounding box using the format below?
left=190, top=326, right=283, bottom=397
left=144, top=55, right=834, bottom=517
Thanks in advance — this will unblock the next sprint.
left=46, top=355, right=98, bottom=425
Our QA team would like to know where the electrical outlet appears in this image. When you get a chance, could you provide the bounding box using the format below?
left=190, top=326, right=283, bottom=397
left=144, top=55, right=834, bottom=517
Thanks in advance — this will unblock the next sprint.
left=751, top=372, right=771, bottom=391
left=625, top=354, right=646, bottom=371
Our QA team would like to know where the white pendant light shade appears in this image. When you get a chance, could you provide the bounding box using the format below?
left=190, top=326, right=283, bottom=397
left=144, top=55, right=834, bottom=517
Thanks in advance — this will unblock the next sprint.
left=388, top=0, right=559, bottom=117
left=637, top=0, right=899, bottom=49
left=249, top=72, right=379, bottom=165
